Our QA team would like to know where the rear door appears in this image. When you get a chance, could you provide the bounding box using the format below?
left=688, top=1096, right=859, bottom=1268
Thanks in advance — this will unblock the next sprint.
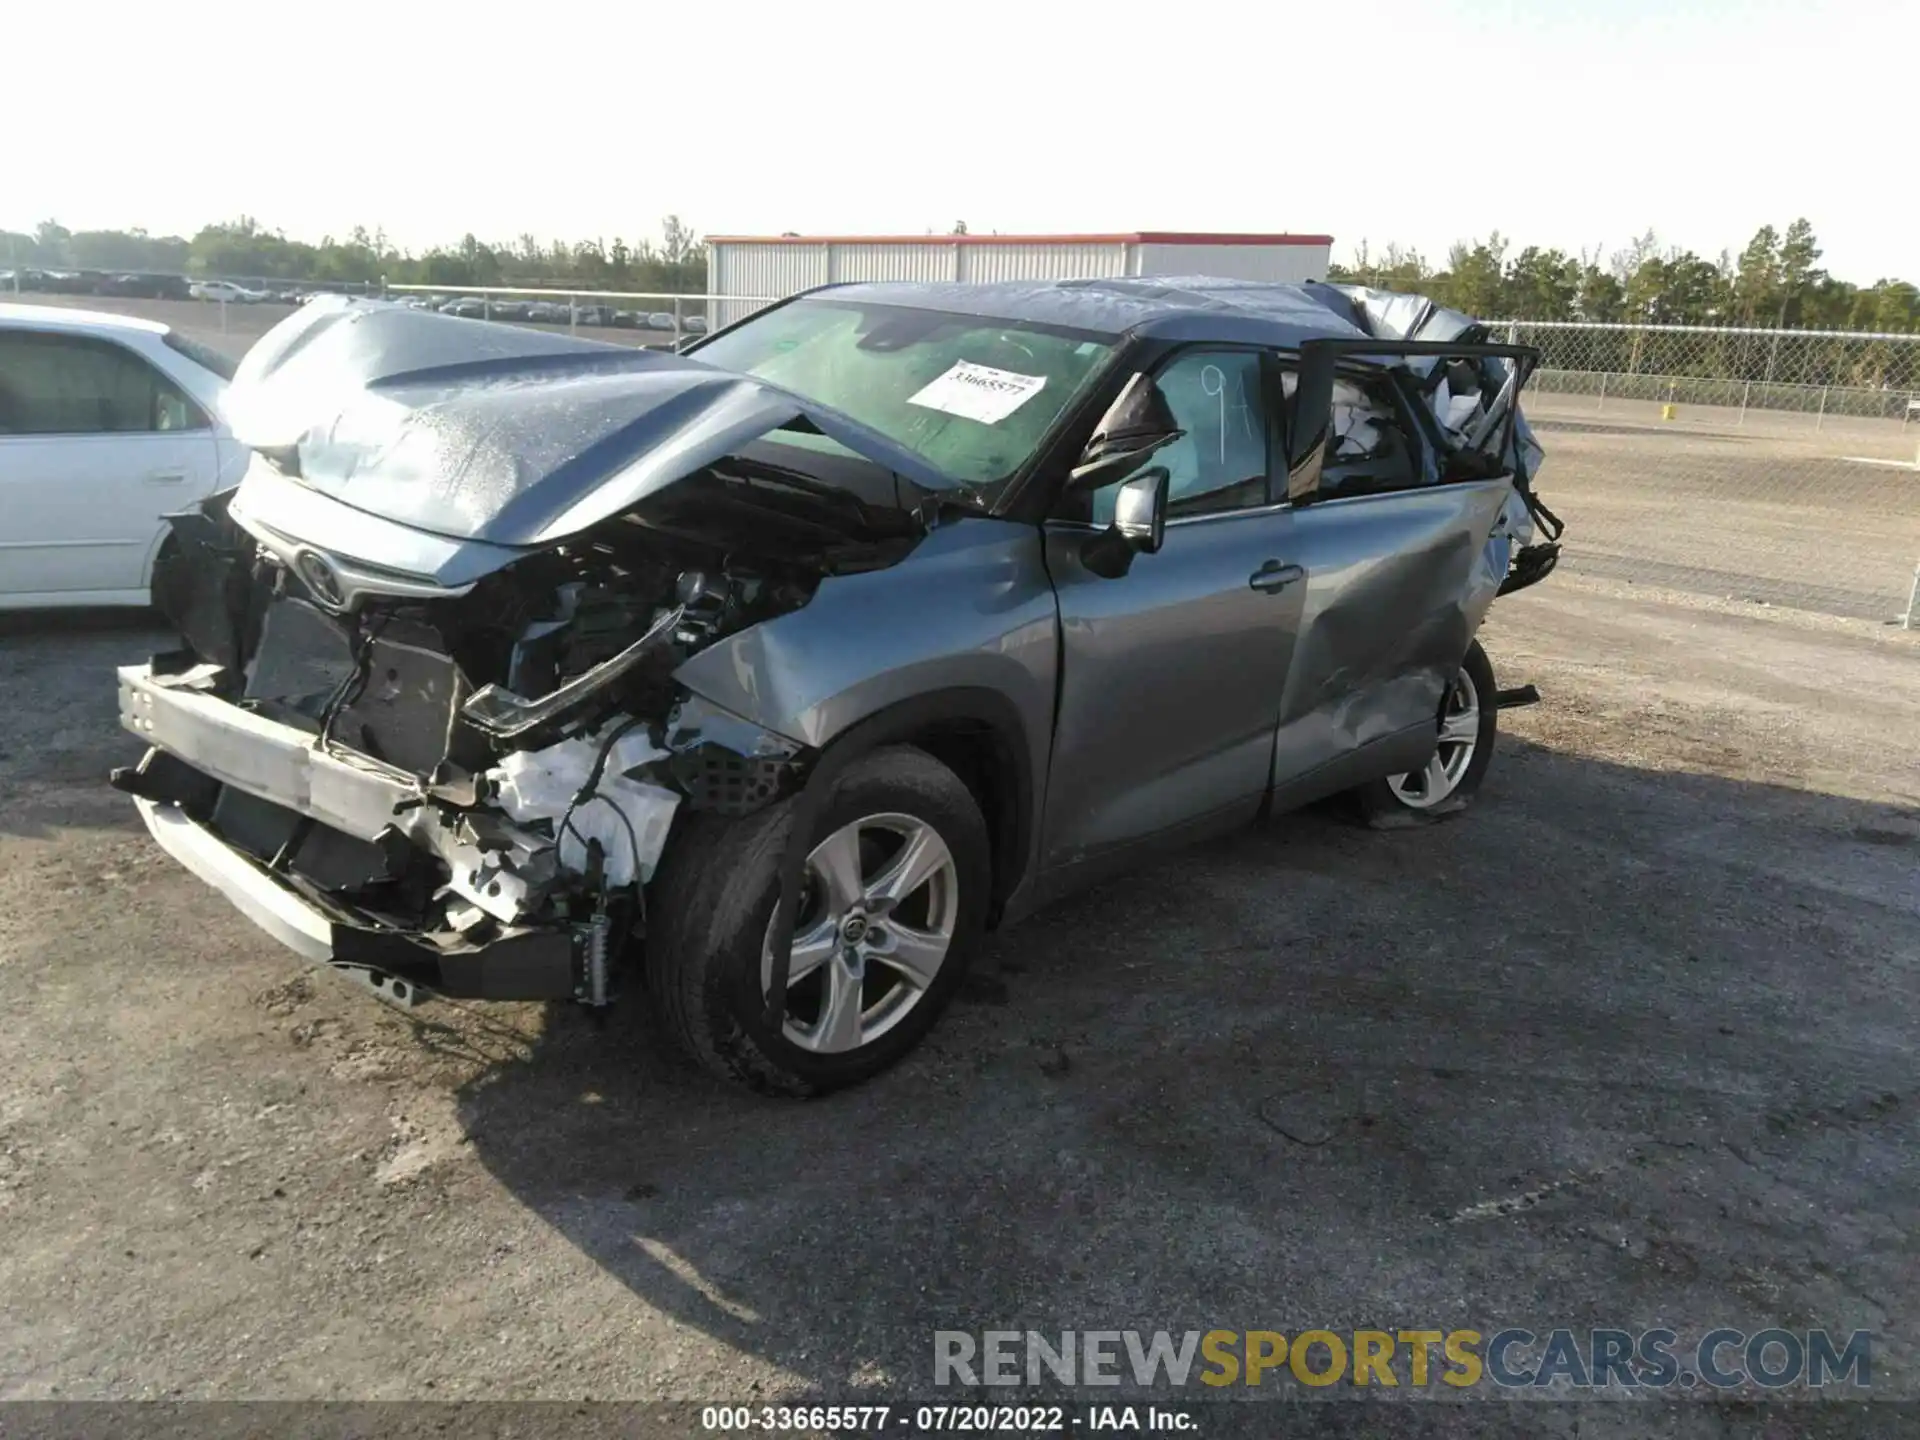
left=1266, top=339, right=1538, bottom=800
left=0, top=328, right=219, bottom=602
left=1039, top=346, right=1305, bottom=878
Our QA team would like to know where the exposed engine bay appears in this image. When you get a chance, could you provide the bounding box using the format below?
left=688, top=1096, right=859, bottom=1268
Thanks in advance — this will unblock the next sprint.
left=119, top=457, right=919, bottom=1007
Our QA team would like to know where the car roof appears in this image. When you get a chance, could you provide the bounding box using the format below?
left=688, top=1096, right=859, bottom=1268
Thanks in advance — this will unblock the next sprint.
left=0, top=302, right=171, bottom=338
left=793, top=276, right=1375, bottom=348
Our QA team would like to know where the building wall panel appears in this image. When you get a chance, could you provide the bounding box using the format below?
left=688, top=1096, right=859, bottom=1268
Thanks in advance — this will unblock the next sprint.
left=956, top=242, right=1129, bottom=283
left=827, top=243, right=959, bottom=285
left=1134, top=242, right=1330, bottom=283
left=709, top=243, right=829, bottom=327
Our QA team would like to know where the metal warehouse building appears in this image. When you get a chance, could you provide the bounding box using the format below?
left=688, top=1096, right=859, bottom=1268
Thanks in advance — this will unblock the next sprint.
left=706, top=231, right=1334, bottom=328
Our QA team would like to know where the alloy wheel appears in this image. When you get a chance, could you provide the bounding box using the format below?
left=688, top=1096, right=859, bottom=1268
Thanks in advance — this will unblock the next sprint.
left=1386, top=672, right=1482, bottom=809
left=760, top=812, right=959, bottom=1054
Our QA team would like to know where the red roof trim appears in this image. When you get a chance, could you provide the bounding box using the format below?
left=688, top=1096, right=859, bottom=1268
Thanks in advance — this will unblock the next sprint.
left=705, top=232, right=1335, bottom=248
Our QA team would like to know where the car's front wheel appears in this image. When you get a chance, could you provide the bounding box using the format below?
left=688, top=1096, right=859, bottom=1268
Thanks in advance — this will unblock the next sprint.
left=1353, top=639, right=1498, bottom=825
left=645, top=745, right=990, bottom=1096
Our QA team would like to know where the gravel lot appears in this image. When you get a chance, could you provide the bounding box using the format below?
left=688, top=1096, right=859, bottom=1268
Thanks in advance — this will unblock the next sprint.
left=2, top=574, right=1916, bottom=1432
left=1524, top=399, right=1920, bottom=622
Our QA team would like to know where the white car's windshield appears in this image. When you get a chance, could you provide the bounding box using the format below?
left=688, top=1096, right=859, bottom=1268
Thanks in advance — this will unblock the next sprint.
left=693, top=299, right=1116, bottom=487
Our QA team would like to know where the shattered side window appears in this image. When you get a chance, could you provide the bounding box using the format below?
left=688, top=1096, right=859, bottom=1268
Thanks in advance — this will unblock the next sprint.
left=1320, top=375, right=1420, bottom=498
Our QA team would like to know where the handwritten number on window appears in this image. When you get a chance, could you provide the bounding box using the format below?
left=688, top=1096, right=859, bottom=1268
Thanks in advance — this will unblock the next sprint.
left=1199, top=361, right=1258, bottom=469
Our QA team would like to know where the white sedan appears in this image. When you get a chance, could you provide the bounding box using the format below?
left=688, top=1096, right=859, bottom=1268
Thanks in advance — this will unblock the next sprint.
left=0, top=304, right=251, bottom=608
left=189, top=280, right=265, bottom=303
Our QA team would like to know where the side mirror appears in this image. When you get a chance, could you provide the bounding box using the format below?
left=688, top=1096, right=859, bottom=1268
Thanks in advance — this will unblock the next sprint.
left=1069, top=372, right=1183, bottom=492
left=1080, top=467, right=1169, bottom=579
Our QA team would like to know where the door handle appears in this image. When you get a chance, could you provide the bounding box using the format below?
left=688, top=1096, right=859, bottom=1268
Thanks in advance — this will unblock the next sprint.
left=1249, top=561, right=1305, bottom=594
left=146, top=470, right=188, bottom=485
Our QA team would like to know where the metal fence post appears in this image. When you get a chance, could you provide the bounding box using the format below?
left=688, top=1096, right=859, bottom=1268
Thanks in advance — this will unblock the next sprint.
left=1597, top=371, right=1607, bottom=413
left=569, top=296, right=578, bottom=335
left=1815, top=385, right=1828, bottom=431
left=1739, top=379, right=1750, bottom=426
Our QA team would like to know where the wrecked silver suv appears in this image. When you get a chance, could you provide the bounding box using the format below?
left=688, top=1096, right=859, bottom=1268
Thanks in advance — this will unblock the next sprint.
left=116, top=280, right=1562, bottom=1094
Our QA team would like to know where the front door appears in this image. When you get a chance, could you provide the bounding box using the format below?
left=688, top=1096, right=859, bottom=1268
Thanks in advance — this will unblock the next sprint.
left=1038, top=347, right=1303, bottom=878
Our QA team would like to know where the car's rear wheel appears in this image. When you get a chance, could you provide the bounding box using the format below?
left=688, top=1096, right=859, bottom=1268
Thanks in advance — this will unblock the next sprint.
left=645, top=745, right=990, bottom=1096
left=1353, top=640, right=1498, bottom=826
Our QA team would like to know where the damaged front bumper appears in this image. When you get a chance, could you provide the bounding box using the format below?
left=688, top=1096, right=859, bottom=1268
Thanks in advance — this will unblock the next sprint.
left=126, top=794, right=577, bottom=1004
left=113, top=662, right=669, bottom=1005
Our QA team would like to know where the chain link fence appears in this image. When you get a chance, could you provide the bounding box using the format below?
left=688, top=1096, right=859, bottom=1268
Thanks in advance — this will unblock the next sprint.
left=1494, top=321, right=1920, bottom=624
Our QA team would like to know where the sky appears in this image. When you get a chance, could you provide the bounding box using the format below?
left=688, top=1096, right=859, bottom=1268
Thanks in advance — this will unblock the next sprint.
left=5, top=0, right=1912, bottom=281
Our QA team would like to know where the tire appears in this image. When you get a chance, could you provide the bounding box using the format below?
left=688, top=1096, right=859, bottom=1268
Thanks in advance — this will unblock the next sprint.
left=644, top=745, right=991, bottom=1096
left=1352, top=639, right=1498, bottom=828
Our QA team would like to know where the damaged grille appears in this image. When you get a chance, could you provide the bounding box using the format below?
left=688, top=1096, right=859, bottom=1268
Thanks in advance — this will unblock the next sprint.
left=246, top=598, right=474, bottom=778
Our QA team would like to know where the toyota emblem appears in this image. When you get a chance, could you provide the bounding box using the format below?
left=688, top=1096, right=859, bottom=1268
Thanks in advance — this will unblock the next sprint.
left=293, top=549, right=347, bottom=610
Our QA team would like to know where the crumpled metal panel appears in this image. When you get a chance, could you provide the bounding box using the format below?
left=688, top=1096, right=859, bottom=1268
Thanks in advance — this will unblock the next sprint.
left=672, top=516, right=1058, bottom=769
left=1273, top=480, right=1516, bottom=777
left=1305, top=281, right=1545, bottom=484
left=221, top=297, right=959, bottom=547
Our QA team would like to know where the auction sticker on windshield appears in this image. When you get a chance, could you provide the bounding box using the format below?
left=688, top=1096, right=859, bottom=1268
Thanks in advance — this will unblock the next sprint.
left=908, top=361, right=1048, bottom=425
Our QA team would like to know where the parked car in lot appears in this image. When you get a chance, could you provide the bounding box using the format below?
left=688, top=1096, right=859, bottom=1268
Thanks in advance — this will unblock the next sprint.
left=100, top=273, right=194, bottom=300
left=0, top=304, right=249, bottom=608
left=190, top=280, right=266, bottom=304
left=114, top=281, right=1562, bottom=1093
left=683, top=315, right=708, bottom=334
left=645, top=311, right=677, bottom=331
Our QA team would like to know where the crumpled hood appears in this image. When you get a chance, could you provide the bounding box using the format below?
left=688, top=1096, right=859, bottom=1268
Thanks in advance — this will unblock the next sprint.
left=222, top=296, right=956, bottom=547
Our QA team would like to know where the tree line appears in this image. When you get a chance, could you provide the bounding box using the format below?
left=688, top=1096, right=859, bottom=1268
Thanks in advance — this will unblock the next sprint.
left=1330, top=219, right=1918, bottom=335
left=1, top=215, right=708, bottom=295
left=6, top=213, right=1916, bottom=338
